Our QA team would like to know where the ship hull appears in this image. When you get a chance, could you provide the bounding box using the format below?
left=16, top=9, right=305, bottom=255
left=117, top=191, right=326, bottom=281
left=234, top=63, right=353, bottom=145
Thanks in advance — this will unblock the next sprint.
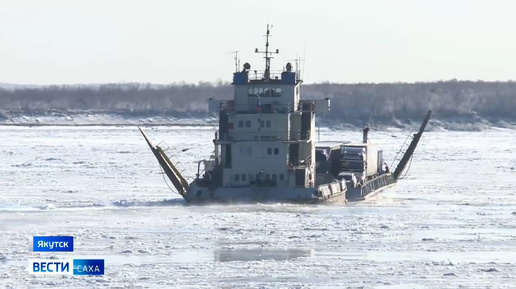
left=184, top=179, right=348, bottom=205
left=346, top=173, right=396, bottom=202
left=183, top=173, right=395, bottom=205
left=183, top=174, right=396, bottom=205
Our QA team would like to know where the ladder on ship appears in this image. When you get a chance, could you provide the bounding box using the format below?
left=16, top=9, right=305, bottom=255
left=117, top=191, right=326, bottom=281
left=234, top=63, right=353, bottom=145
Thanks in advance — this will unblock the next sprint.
left=391, top=110, right=433, bottom=182
left=138, top=127, right=190, bottom=196
left=157, top=141, right=192, bottom=192
left=390, top=130, right=414, bottom=179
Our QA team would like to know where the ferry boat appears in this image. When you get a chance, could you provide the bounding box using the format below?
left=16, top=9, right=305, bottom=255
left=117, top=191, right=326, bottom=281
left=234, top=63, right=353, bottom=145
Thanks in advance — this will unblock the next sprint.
left=139, top=25, right=432, bottom=204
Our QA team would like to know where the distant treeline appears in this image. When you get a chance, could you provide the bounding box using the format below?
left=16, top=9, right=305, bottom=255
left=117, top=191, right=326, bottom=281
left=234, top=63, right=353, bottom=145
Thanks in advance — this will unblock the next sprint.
left=1, top=80, right=516, bottom=123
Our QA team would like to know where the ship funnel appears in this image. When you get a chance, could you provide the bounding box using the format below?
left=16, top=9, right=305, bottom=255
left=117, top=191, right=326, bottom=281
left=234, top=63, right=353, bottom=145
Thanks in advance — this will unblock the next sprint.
left=363, top=127, right=369, bottom=143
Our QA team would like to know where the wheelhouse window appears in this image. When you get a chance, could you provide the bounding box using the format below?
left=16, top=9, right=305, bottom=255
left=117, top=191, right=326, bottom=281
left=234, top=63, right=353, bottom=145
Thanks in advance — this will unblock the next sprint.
left=248, top=86, right=282, bottom=97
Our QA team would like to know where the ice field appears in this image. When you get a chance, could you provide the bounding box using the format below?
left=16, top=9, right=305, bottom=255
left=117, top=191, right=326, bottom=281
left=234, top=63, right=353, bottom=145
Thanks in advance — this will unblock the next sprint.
left=1, top=125, right=516, bottom=288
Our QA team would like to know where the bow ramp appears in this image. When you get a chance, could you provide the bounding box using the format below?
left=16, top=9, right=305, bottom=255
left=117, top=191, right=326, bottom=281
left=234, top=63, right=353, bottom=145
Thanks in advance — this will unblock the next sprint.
left=391, top=110, right=432, bottom=182
left=138, top=127, right=189, bottom=196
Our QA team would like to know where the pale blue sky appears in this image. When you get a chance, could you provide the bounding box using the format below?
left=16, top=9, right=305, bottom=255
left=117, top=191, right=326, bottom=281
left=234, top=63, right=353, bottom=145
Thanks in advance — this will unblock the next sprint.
left=1, top=0, right=515, bottom=84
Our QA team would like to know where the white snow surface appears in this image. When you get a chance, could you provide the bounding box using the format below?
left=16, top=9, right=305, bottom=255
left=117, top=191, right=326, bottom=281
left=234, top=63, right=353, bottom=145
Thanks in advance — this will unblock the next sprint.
left=0, top=111, right=218, bottom=127
left=1, top=126, right=516, bottom=288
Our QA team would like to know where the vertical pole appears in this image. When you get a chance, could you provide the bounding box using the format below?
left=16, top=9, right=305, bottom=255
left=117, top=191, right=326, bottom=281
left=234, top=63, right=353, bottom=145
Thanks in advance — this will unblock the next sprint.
left=318, top=122, right=320, bottom=142
left=264, top=24, right=270, bottom=81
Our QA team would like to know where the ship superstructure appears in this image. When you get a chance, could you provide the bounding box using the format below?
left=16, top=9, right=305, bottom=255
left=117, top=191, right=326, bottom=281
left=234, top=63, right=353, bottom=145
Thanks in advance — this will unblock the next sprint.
left=139, top=25, right=431, bottom=204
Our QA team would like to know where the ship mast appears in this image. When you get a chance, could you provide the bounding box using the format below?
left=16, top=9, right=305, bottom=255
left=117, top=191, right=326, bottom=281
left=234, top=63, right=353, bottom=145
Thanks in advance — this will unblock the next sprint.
left=255, top=24, right=279, bottom=82
left=231, top=51, right=239, bottom=73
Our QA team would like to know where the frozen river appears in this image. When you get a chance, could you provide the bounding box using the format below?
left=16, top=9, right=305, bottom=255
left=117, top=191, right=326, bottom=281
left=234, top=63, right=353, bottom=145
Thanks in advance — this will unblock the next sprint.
left=1, top=125, right=516, bottom=288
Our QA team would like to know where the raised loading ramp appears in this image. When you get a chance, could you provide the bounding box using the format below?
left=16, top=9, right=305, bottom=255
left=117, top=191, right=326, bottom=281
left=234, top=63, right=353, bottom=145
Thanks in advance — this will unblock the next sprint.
left=392, top=110, right=432, bottom=182
left=138, top=127, right=189, bottom=196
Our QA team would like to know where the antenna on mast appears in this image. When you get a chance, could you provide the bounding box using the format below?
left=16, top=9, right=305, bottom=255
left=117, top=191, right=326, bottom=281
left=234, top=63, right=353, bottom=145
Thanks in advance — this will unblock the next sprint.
left=255, top=24, right=279, bottom=82
left=301, top=40, right=306, bottom=80
left=231, top=51, right=240, bottom=73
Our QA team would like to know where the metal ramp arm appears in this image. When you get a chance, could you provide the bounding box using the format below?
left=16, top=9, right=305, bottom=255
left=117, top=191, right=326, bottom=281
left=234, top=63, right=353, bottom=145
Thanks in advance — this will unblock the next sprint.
left=390, top=131, right=414, bottom=172
left=138, top=127, right=189, bottom=196
left=157, top=146, right=189, bottom=190
left=392, top=110, right=432, bottom=182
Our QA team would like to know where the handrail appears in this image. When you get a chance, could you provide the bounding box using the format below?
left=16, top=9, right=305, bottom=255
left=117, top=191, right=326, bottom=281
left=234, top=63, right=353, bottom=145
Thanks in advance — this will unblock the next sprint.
left=390, top=129, right=414, bottom=171
left=393, top=110, right=432, bottom=182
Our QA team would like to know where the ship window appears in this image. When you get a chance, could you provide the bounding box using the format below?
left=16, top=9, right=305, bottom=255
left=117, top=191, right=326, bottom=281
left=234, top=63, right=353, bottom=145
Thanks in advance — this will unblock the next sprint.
left=265, top=174, right=270, bottom=180
left=266, top=120, right=271, bottom=127
left=279, top=174, right=285, bottom=181
left=249, top=87, right=282, bottom=97
left=239, top=147, right=245, bottom=156
left=260, top=120, right=265, bottom=127
left=238, top=120, right=244, bottom=128
left=248, top=87, right=264, bottom=96
left=241, top=174, right=247, bottom=181
left=274, top=148, right=279, bottom=155
left=272, top=174, right=277, bottom=182
left=249, top=174, right=255, bottom=181
left=245, top=120, right=251, bottom=127
left=246, top=147, right=252, bottom=155
left=267, top=148, right=272, bottom=155
left=234, top=174, right=240, bottom=181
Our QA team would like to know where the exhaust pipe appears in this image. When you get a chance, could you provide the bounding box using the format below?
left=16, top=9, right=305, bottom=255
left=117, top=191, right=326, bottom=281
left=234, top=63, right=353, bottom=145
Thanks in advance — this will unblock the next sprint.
left=363, top=127, right=369, bottom=143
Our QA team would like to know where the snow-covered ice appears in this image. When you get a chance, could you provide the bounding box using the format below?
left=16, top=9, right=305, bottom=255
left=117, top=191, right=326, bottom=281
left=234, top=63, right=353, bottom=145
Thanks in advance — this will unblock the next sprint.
left=1, top=126, right=515, bottom=288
